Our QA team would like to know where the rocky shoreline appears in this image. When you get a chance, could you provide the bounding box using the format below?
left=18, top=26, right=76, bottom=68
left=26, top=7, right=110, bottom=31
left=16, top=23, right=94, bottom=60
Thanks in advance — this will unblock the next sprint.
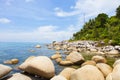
left=0, top=40, right=120, bottom=80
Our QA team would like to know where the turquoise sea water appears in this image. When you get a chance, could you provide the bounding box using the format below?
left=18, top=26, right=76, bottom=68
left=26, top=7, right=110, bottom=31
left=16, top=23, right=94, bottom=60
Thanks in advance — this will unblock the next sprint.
left=0, top=42, right=65, bottom=77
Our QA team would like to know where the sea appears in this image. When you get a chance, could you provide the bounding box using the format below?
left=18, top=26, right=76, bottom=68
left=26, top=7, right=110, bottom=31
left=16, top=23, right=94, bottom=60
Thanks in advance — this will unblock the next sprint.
left=0, top=42, right=65, bottom=79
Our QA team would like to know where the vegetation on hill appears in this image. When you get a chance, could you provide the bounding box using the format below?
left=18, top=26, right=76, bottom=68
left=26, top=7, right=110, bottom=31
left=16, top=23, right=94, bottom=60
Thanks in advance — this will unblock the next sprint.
left=70, top=5, right=120, bottom=45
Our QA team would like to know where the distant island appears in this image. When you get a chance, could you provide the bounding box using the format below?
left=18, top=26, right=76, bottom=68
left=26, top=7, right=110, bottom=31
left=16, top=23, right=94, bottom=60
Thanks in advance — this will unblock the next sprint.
left=70, top=5, right=120, bottom=45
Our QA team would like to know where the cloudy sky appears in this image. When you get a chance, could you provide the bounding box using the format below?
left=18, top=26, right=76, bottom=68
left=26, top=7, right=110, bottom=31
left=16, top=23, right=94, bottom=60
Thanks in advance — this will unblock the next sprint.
left=0, top=0, right=120, bottom=42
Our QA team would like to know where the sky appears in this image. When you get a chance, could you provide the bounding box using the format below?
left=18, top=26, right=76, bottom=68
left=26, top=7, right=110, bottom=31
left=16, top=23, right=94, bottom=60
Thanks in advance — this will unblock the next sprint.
left=0, top=0, right=120, bottom=42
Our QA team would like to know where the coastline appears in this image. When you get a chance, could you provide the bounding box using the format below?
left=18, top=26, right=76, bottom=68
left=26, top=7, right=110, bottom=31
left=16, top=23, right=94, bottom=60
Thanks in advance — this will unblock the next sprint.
left=0, top=41, right=120, bottom=80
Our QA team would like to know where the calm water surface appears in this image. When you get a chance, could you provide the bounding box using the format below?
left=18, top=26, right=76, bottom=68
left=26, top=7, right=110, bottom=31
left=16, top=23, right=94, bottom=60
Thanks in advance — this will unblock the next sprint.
left=0, top=42, right=65, bottom=79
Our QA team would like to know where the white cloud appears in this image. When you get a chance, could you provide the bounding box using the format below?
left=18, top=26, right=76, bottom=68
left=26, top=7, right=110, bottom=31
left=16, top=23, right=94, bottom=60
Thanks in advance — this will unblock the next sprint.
left=54, top=0, right=120, bottom=28
left=54, top=7, right=80, bottom=17
left=0, top=18, right=11, bottom=24
left=0, top=25, right=78, bottom=42
left=55, top=0, right=120, bottom=18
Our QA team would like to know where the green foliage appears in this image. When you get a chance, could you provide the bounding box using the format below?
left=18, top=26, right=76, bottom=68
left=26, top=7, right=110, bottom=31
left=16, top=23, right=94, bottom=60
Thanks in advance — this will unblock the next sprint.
left=71, top=6, right=120, bottom=45
left=116, top=5, right=120, bottom=18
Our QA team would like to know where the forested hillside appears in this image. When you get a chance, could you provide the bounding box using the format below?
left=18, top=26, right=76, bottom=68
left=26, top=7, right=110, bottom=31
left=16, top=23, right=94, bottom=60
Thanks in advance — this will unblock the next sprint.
left=71, top=6, right=120, bottom=45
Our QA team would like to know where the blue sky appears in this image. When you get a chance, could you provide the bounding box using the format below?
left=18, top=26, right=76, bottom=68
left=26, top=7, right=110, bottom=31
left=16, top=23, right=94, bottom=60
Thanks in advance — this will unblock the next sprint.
left=0, top=0, right=120, bottom=42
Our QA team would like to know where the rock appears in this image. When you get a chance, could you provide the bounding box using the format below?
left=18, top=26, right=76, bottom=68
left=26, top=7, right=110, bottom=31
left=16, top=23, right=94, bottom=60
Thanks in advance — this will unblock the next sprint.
left=106, top=73, right=112, bottom=80
left=81, top=60, right=96, bottom=66
left=54, top=46, right=61, bottom=51
left=51, top=75, right=67, bottom=80
left=4, top=59, right=19, bottom=64
left=11, top=59, right=19, bottom=64
left=4, top=60, right=12, bottom=64
left=96, top=63, right=112, bottom=77
left=90, top=48, right=97, bottom=52
left=35, top=45, right=41, bottom=48
left=92, top=55, right=107, bottom=63
left=0, top=64, right=12, bottom=78
left=7, top=73, right=32, bottom=80
left=106, top=50, right=119, bottom=55
left=70, top=65, right=105, bottom=80
left=59, top=60, right=73, bottom=66
left=113, top=59, right=120, bottom=67
left=55, top=58, right=62, bottom=63
left=19, top=56, right=55, bottom=79
left=66, top=51, right=84, bottom=64
left=18, top=56, right=35, bottom=70
left=24, top=56, right=35, bottom=62
left=111, top=64, right=120, bottom=80
left=59, top=68, right=76, bottom=80
left=51, top=52, right=62, bottom=60
left=62, top=45, right=68, bottom=50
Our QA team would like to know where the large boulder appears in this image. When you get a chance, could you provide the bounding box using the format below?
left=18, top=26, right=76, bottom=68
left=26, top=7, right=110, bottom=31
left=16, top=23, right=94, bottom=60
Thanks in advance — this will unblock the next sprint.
left=0, top=64, right=12, bottom=78
left=66, top=51, right=84, bottom=64
left=19, top=56, right=55, bottom=79
left=106, top=73, right=112, bottom=80
left=81, top=60, right=96, bottom=66
left=19, top=56, right=35, bottom=70
left=111, top=64, right=120, bottom=80
left=7, top=73, right=32, bottom=80
left=113, top=59, right=120, bottom=67
left=70, top=65, right=104, bottom=80
left=92, top=55, right=107, bottom=63
left=51, top=75, right=67, bottom=80
left=59, top=60, right=73, bottom=66
left=96, top=63, right=112, bottom=77
left=59, top=68, right=76, bottom=80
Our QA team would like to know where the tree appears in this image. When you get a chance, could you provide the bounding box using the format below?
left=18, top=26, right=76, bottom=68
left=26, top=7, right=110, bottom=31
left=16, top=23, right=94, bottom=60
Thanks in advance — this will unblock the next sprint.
left=95, top=13, right=108, bottom=27
left=116, top=5, right=120, bottom=18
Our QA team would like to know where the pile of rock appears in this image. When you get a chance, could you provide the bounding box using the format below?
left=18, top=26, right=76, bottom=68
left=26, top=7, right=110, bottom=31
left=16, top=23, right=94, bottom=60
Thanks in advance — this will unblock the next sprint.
left=49, top=40, right=120, bottom=56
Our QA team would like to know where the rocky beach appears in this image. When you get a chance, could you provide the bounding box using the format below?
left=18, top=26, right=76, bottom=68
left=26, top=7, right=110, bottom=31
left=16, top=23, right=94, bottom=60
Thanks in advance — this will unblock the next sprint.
left=0, top=41, right=120, bottom=80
